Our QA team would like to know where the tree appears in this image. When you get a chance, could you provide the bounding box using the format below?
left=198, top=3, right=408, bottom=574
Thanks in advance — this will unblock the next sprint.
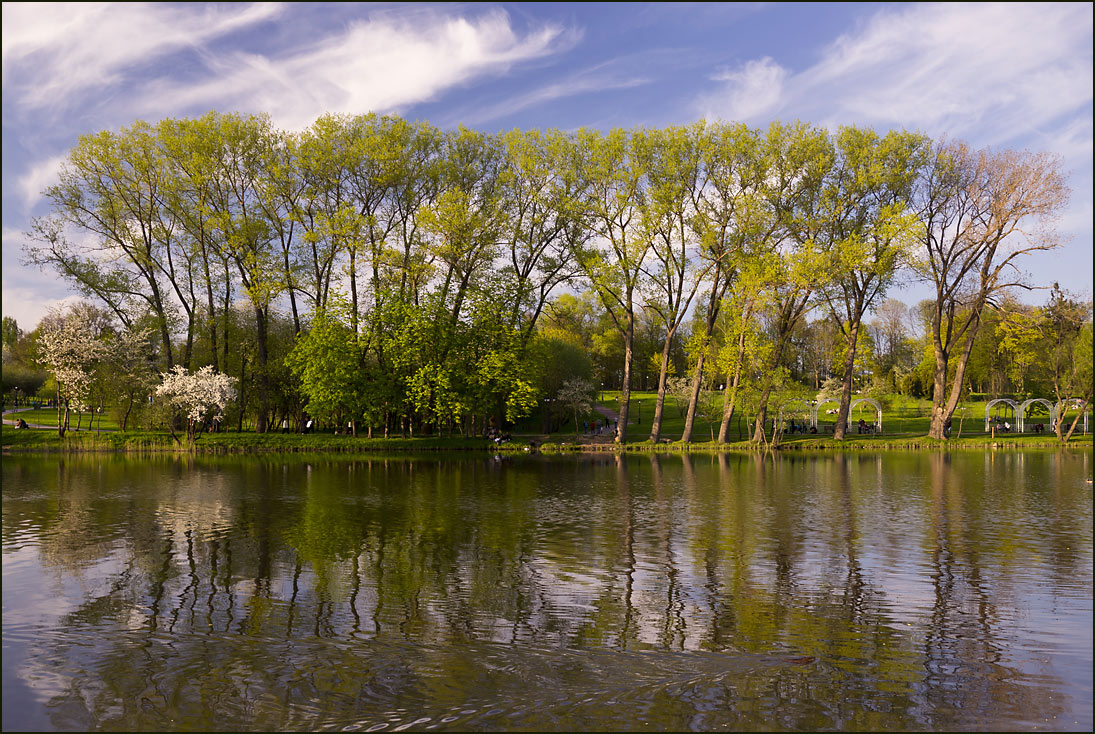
left=745, top=121, right=833, bottom=444
left=205, top=113, right=286, bottom=432
left=36, top=304, right=111, bottom=436
left=556, top=377, right=594, bottom=438
left=682, top=121, right=772, bottom=443
left=868, top=298, right=916, bottom=388
left=26, top=122, right=180, bottom=365
left=915, top=140, right=1069, bottom=439
left=816, top=127, right=927, bottom=439
left=575, top=128, right=652, bottom=444
left=2, top=317, right=21, bottom=349
left=285, top=306, right=366, bottom=434
left=635, top=124, right=707, bottom=442
left=154, top=365, right=238, bottom=441
left=1042, top=285, right=1093, bottom=443
left=105, top=326, right=155, bottom=431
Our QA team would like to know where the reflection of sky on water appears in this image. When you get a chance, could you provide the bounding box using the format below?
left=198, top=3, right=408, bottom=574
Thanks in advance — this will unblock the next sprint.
left=2, top=451, right=1091, bottom=731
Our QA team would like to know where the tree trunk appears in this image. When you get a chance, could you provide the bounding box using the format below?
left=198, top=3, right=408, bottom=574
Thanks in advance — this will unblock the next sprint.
left=648, top=338, right=673, bottom=442
left=56, top=385, right=65, bottom=438
left=680, top=352, right=706, bottom=443
left=616, top=314, right=635, bottom=444
left=928, top=319, right=979, bottom=439
left=832, top=320, right=862, bottom=440
left=254, top=306, right=270, bottom=433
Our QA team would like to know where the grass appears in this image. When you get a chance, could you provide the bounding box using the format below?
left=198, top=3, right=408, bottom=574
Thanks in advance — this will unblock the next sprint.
left=0, top=424, right=537, bottom=454
left=5, top=407, right=124, bottom=430
left=4, top=392, right=1089, bottom=454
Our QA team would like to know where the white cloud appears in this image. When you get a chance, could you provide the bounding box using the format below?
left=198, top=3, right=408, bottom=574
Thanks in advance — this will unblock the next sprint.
left=136, top=8, right=578, bottom=130
left=1, top=3, right=282, bottom=111
left=700, top=2, right=1093, bottom=144
left=701, top=57, right=787, bottom=122
left=16, top=154, right=67, bottom=208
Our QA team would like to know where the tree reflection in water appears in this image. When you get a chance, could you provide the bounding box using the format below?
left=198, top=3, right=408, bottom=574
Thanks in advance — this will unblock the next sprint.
left=1, top=451, right=1090, bottom=731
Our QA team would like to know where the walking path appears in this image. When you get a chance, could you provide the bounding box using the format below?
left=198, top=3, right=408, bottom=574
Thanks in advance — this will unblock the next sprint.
left=2, top=407, right=113, bottom=431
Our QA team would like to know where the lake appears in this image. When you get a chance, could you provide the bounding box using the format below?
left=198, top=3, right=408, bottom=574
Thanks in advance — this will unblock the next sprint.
left=2, top=450, right=1091, bottom=731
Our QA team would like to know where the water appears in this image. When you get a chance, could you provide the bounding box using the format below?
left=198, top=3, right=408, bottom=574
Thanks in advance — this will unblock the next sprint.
left=2, top=450, right=1091, bottom=731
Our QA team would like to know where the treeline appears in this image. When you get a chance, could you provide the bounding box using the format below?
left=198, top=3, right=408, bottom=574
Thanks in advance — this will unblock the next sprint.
left=18, top=112, right=1086, bottom=441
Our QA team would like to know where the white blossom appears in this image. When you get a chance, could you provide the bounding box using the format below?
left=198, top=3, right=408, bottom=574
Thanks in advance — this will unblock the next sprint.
left=37, top=308, right=109, bottom=411
left=155, top=365, right=237, bottom=435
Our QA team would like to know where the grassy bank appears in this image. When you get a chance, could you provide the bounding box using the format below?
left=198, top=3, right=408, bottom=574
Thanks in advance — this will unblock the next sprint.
left=539, top=433, right=1092, bottom=453
left=4, top=423, right=1089, bottom=455
left=0, top=426, right=535, bottom=454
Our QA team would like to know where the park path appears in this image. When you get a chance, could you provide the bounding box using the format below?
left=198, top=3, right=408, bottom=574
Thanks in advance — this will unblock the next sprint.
left=2, top=406, right=114, bottom=431
left=1, top=407, right=47, bottom=428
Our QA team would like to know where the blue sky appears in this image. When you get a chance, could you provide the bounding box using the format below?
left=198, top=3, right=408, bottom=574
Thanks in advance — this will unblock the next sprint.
left=2, top=2, right=1092, bottom=330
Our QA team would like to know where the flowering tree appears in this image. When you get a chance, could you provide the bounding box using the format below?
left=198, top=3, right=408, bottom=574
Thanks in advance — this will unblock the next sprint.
left=154, top=365, right=238, bottom=441
left=557, top=377, right=594, bottom=438
left=36, top=307, right=109, bottom=436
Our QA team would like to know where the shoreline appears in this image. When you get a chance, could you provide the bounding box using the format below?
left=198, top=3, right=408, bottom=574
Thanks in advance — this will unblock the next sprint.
left=2, top=426, right=1091, bottom=455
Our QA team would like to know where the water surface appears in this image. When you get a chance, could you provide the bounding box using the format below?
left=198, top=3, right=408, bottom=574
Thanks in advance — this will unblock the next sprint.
left=2, top=450, right=1091, bottom=731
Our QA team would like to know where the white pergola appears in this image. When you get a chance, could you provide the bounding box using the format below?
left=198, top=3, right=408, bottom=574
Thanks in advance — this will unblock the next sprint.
left=984, top=398, right=1019, bottom=432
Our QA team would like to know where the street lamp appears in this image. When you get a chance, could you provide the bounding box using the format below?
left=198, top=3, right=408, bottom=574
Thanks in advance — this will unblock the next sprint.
left=637, top=399, right=642, bottom=425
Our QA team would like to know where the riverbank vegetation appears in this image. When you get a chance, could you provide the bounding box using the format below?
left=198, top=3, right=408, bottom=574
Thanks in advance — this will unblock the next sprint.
left=4, top=112, right=1091, bottom=450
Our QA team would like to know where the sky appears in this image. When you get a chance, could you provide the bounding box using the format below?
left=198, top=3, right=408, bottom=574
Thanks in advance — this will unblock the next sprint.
left=2, top=1, right=1092, bottom=331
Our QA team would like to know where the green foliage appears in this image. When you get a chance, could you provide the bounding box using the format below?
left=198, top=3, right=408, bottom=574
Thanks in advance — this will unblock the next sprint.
left=285, top=305, right=366, bottom=423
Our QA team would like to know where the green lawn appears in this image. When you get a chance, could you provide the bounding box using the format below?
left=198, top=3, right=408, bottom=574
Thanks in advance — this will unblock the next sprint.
left=4, top=407, right=123, bottom=430
left=587, top=390, right=1089, bottom=443
left=4, top=392, right=1088, bottom=453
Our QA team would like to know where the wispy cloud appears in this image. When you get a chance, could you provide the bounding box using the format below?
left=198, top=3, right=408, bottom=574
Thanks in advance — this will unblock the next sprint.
left=1, top=2, right=282, bottom=111
left=452, top=60, right=650, bottom=127
left=698, top=2, right=1093, bottom=145
left=16, top=154, right=67, bottom=208
left=132, top=8, right=580, bottom=130
left=701, top=57, right=786, bottom=122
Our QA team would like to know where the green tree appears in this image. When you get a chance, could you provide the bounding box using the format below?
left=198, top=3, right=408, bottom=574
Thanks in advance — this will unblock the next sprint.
left=284, top=304, right=366, bottom=433
left=635, top=124, right=707, bottom=442
left=575, top=128, right=652, bottom=443
left=816, top=127, right=927, bottom=439
left=1042, top=285, right=1093, bottom=442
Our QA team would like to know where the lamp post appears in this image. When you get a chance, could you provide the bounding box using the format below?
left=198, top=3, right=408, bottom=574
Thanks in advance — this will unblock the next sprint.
left=542, top=398, right=552, bottom=434
left=637, top=399, right=642, bottom=425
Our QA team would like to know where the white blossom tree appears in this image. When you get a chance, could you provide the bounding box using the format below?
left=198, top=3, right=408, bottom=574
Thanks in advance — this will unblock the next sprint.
left=36, top=306, right=110, bottom=436
left=154, top=365, right=238, bottom=441
left=557, top=377, right=594, bottom=438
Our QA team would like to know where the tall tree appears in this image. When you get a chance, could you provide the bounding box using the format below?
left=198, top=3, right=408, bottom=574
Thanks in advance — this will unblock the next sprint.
left=27, top=122, right=179, bottom=365
left=636, top=124, right=707, bottom=442
left=681, top=122, right=774, bottom=443
left=498, top=129, right=587, bottom=343
left=747, top=121, right=833, bottom=444
left=817, top=127, right=927, bottom=439
left=205, top=113, right=285, bottom=433
left=575, top=128, right=652, bottom=444
left=915, top=140, right=1069, bottom=439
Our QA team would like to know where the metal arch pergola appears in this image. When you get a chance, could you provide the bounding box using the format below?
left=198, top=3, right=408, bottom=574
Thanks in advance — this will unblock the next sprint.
left=849, top=398, right=883, bottom=434
left=812, top=399, right=840, bottom=429
left=1017, top=398, right=1055, bottom=433
left=777, top=399, right=815, bottom=431
left=984, top=398, right=1019, bottom=432
left=805, top=397, right=882, bottom=432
